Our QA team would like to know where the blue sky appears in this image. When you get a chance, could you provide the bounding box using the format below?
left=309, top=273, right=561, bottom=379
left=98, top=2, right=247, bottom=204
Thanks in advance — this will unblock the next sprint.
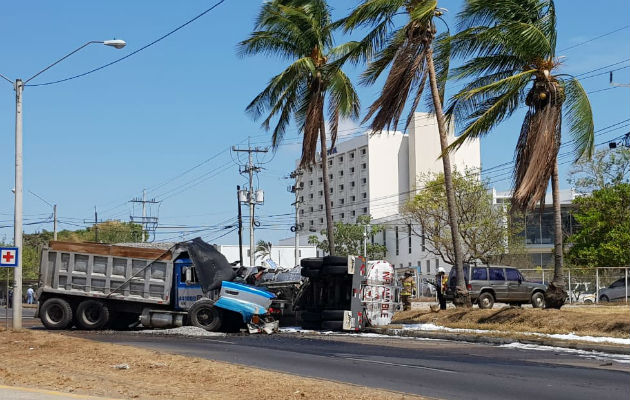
left=0, top=0, right=628, bottom=246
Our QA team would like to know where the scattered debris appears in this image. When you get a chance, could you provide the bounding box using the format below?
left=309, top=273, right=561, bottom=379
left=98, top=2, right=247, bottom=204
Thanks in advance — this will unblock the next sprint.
left=113, top=363, right=130, bottom=370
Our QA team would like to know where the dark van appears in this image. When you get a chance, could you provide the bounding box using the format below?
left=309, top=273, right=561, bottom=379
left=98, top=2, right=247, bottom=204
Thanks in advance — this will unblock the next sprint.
left=446, top=265, right=546, bottom=309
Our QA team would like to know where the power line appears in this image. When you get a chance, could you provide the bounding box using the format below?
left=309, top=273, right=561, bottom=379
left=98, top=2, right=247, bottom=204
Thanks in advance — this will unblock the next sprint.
left=26, top=0, right=228, bottom=87
left=559, top=25, right=630, bottom=52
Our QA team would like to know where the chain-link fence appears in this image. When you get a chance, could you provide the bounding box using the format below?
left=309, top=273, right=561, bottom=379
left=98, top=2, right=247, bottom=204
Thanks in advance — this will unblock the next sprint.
left=520, top=267, right=629, bottom=304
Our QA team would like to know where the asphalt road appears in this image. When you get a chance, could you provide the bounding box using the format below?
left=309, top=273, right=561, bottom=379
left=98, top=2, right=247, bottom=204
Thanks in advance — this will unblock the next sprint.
left=77, top=330, right=630, bottom=400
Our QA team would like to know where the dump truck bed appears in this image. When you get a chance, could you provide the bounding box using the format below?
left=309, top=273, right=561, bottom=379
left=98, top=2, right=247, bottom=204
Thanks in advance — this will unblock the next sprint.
left=39, top=241, right=174, bottom=305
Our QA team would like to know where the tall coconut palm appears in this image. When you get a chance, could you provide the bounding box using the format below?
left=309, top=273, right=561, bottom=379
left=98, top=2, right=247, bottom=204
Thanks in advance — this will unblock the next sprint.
left=344, top=1, right=470, bottom=306
left=239, top=0, right=360, bottom=255
left=255, top=240, right=273, bottom=262
left=446, top=0, right=594, bottom=308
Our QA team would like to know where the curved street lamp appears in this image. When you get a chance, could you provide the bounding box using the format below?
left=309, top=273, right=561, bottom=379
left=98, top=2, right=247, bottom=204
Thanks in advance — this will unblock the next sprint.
left=2, top=39, right=126, bottom=330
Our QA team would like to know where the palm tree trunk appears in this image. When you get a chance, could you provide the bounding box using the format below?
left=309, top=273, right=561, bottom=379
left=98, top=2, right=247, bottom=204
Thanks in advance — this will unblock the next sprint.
left=426, top=48, right=471, bottom=307
left=545, top=162, right=566, bottom=309
left=320, top=117, right=336, bottom=255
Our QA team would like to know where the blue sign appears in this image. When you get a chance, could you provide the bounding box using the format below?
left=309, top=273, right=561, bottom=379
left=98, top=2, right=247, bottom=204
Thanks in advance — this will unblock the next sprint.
left=0, top=247, right=18, bottom=267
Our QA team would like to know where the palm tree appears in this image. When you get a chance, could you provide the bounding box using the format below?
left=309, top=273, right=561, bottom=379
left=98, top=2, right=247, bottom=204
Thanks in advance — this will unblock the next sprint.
left=344, top=1, right=470, bottom=306
left=239, top=0, right=360, bottom=255
left=255, top=240, right=273, bottom=262
left=446, top=0, right=594, bottom=308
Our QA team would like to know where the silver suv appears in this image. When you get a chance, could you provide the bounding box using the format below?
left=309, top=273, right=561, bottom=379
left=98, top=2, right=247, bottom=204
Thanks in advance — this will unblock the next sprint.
left=447, top=265, right=547, bottom=309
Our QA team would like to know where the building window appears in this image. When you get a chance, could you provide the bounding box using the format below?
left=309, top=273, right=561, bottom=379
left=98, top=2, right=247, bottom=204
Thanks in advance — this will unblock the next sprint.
left=330, top=188, right=333, bottom=193
left=319, top=204, right=323, bottom=210
left=341, top=212, right=345, bottom=219
left=351, top=181, right=355, bottom=187
left=331, top=215, right=334, bottom=221
left=363, top=207, right=368, bottom=214
left=331, top=201, right=334, bottom=207
left=329, top=174, right=333, bottom=180
left=310, top=220, right=314, bottom=226
left=320, top=218, right=324, bottom=223
left=299, top=182, right=304, bottom=188
left=339, top=184, right=344, bottom=190
left=350, top=152, right=355, bottom=159
left=340, top=198, right=345, bottom=205
left=435, top=259, right=439, bottom=270
left=362, top=192, right=367, bottom=199
left=426, top=260, right=431, bottom=274
left=309, top=180, right=313, bottom=185
left=352, top=210, right=356, bottom=217
left=417, top=261, right=422, bottom=272
left=395, top=226, right=399, bottom=255
left=408, top=262, right=412, bottom=267
left=361, top=148, right=367, bottom=155
left=339, top=156, right=344, bottom=162
left=350, top=167, right=355, bottom=173
left=309, top=206, right=314, bottom=212
left=351, top=195, right=356, bottom=202
left=319, top=177, right=323, bottom=183
left=309, top=193, right=313, bottom=199
left=318, top=190, right=323, bottom=196
left=361, top=163, right=367, bottom=169
left=300, top=209, right=304, bottom=215
left=361, top=177, right=367, bottom=184
left=339, top=170, right=344, bottom=177
left=408, top=224, right=412, bottom=254
left=299, top=196, right=304, bottom=202
left=328, top=160, right=332, bottom=166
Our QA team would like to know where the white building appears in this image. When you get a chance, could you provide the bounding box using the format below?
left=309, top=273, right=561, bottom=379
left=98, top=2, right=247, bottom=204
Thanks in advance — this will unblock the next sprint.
left=214, top=244, right=317, bottom=268
left=296, top=112, right=481, bottom=270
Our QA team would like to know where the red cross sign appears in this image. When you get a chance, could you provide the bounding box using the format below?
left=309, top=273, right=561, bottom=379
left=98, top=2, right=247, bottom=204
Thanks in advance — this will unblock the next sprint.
left=0, top=248, right=18, bottom=267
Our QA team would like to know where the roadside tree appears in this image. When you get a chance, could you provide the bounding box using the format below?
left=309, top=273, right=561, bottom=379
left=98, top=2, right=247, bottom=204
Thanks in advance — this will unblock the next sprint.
left=568, top=147, right=630, bottom=192
left=446, top=0, right=594, bottom=308
left=240, top=0, right=361, bottom=255
left=308, top=216, right=387, bottom=259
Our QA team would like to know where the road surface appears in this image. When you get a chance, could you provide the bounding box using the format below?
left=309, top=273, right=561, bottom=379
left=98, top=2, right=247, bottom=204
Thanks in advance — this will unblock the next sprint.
left=76, top=330, right=630, bottom=400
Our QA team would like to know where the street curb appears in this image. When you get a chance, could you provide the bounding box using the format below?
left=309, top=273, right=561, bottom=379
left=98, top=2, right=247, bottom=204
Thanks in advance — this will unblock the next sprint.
left=365, top=326, right=630, bottom=355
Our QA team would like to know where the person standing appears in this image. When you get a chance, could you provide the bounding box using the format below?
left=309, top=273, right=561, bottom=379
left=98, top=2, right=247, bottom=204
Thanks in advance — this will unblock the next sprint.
left=401, top=272, right=416, bottom=311
left=26, top=286, right=35, bottom=304
left=436, top=267, right=448, bottom=310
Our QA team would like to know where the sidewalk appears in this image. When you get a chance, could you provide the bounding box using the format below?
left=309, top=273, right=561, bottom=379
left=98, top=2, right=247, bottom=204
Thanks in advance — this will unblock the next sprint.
left=0, top=385, right=120, bottom=400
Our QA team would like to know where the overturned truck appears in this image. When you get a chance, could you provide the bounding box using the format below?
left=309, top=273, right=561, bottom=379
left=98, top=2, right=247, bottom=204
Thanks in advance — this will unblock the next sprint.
left=284, top=256, right=398, bottom=331
left=36, top=238, right=278, bottom=333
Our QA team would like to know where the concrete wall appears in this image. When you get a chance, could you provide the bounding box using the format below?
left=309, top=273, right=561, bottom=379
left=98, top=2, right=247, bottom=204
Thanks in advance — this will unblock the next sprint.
left=215, top=244, right=317, bottom=268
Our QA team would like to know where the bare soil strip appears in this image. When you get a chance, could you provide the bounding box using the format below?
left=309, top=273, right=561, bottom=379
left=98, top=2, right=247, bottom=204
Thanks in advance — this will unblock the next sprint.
left=392, top=305, right=630, bottom=338
left=0, top=330, right=421, bottom=400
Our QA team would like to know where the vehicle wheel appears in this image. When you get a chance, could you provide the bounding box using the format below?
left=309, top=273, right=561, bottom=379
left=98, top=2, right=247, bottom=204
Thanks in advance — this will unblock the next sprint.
left=40, top=298, right=73, bottom=330
left=301, top=258, right=323, bottom=269
left=321, top=309, right=345, bottom=321
left=300, top=311, right=322, bottom=322
left=300, top=320, right=322, bottom=330
left=109, top=313, right=139, bottom=330
left=323, top=255, right=348, bottom=266
left=584, top=299, right=593, bottom=304
left=321, top=320, right=343, bottom=331
left=189, top=300, right=222, bottom=331
left=477, top=292, right=495, bottom=309
left=76, top=300, right=111, bottom=330
left=531, top=292, right=545, bottom=309
left=599, top=295, right=610, bottom=303
left=321, top=265, right=348, bottom=276
left=301, top=268, right=320, bottom=278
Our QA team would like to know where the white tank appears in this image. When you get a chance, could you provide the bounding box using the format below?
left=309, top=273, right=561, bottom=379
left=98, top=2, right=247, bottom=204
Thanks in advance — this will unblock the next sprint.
left=361, top=260, right=396, bottom=326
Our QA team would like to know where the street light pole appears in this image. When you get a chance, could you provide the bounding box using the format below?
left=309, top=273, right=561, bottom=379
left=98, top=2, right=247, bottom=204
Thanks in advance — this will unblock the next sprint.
left=8, top=39, right=125, bottom=330
left=13, top=79, right=23, bottom=329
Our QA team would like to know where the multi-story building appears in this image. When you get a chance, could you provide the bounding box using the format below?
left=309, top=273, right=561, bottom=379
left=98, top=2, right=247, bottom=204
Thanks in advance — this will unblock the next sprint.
left=297, top=112, right=481, bottom=233
left=295, top=112, right=481, bottom=274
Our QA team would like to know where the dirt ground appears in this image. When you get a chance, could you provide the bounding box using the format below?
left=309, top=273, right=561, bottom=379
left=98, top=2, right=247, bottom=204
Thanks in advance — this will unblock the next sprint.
left=0, top=329, right=421, bottom=400
left=392, top=304, right=630, bottom=338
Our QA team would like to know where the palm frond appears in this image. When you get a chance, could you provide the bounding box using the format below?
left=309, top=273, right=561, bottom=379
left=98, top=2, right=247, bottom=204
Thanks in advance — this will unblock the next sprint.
left=343, top=0, right=406, bottom=31
left=327, top=68, right=360, bottom=146
left=561, top=77, right=594, bottom=161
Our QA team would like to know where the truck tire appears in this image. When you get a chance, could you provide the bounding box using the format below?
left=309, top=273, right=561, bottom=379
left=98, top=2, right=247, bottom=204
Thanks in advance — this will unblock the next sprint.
left=599, top=295, right=610, bottom=302
left=477, top=292, right=495, bottom=309
left=300, top=311, right=322, bottom=322
left=301, top=268, right=320, bottom=278
left=40, top=298, right=73, bottom=330
left=321, top=320, right=343, bottom=331
left=189, top=300, right=222, bottom=332
left=301, top=258, right=323, bottom=269
left=531, top=292, right=545, bottom=308
left=321, top=265, right=348, bottom=276
left=321, top=309, right=345, bottom=321
left=323, top=255, right=348, bottom=266
left=76, top=300, right=111, bottom=330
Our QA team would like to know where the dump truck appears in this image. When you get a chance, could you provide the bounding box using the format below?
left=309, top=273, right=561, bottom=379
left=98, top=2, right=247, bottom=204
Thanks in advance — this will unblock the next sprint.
left=35, top=238, right=278, bottom=333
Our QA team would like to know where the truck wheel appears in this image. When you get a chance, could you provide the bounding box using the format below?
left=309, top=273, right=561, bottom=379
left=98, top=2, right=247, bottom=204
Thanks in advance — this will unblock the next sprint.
left=76, top=300, right=111, bottom=330
left=40, top=298, right=73, bottom=330
left=301, top=258, right=323, bottom=269
left=321, top=309, right=345, bottom=320
left=321, top=320, right=343, bottom=331
left=189, top=300, right=222, bottom=331
left=321, top=265, right=348, bottom=276
left=323, top=256, right=348, bottom=266
left=477, top=292, right=495, bottom=309
left=531, top=292, right=545, bottom=308
left=599, top=295, right=610, bottom=302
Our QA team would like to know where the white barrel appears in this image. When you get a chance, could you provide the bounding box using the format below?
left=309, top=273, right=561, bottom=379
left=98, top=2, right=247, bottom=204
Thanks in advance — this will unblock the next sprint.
left=362, top=260, right=396, bottom=326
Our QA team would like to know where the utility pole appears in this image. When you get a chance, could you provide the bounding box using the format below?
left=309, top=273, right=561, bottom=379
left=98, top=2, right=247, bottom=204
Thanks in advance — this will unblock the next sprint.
left=53, top=204, right=57, bottom=241
left=12, top=79, right=23, bottom=330
left=289, top=169, right=303, bottom=267
left=130, top=189, right=159, bottom=242
left=232, top=140, right=268, bottom=265
left=94, top=206, right=98, bottom=242
left=236, top=185, right=244, bottom=266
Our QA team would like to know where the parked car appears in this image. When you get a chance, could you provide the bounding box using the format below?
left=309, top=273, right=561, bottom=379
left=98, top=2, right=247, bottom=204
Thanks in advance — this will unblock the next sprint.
left=446, top=265, right=547, bottom=309
left=568, top=282, right=596, bottom=304
left=599, top=278, right=629, bottom=302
